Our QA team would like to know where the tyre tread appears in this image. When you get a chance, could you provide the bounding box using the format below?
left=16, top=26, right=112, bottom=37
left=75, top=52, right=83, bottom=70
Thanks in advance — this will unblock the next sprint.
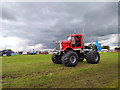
left=62, top=51, right=78, bottom=67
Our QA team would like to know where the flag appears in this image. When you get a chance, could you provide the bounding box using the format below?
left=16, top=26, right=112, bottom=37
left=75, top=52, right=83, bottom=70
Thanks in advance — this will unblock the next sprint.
left=95, top=41, right=102, bottom=52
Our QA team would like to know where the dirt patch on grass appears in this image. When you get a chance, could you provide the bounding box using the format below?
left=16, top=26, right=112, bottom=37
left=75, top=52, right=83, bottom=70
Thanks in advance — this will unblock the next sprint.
left=2, top=70, right=53, bottom=80
left=2, top=75, right=21, bottom=79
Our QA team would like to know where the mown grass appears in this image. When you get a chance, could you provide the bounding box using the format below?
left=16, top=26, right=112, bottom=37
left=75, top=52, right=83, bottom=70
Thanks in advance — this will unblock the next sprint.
left=2, top=52, right=118, bottom=88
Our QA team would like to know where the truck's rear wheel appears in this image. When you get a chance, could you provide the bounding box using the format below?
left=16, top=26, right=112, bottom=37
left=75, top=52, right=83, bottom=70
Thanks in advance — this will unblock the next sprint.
left=61, top=51, right=78, bottom=67
left=86, top=51, right=100, bottom=64
left=51, top=54, right=62, bottom=64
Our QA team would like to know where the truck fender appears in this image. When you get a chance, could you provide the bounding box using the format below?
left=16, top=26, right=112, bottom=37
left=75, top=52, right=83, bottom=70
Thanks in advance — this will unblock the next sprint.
left=62, top=47, right=73, bottom=52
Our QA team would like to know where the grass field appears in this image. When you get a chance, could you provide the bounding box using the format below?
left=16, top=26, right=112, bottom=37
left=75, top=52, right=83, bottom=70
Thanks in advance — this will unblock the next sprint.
left=2, top=52, right=118, bottom=88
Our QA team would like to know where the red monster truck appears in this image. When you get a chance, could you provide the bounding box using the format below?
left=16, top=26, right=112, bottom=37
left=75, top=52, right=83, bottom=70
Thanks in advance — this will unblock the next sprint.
left=52, top=34, right=100, bottom=67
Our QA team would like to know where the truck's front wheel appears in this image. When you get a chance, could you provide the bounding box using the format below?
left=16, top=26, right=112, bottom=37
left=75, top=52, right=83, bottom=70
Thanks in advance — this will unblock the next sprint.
left=51, top=54, right=62, bottom=64
left=62, top=51, right=78, bottom=67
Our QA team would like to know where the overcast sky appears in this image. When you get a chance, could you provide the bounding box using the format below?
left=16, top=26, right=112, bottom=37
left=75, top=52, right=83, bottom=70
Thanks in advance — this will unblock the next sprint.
left=0, top=2, right=118, bottom=51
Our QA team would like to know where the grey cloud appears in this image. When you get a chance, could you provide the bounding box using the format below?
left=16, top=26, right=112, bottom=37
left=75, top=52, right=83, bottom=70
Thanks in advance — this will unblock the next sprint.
left=2, top=10, right=16, bottom=21
left=1, top=2, right=118, bottom=49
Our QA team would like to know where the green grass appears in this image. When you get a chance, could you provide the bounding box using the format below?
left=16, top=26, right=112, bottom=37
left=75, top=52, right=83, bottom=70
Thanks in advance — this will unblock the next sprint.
left=2, top=52, right=118, bottom=88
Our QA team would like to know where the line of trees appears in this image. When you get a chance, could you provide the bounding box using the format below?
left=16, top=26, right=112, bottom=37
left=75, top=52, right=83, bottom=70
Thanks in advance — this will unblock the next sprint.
left=102, top=45, right=110, bottom=50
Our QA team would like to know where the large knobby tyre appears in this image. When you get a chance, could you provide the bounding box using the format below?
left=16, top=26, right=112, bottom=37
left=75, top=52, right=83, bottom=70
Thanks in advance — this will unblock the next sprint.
left=51, top=54, right=62, bottom=64
left=78, top=53, right=84, bottom=62
left=86, top=51, right=100, bottom=64
left=61, top=51, right=78, bottom=67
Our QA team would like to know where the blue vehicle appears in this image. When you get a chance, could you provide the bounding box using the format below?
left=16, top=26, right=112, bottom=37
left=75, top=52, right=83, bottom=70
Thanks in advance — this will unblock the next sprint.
left=31, top=52, right=36, bottom=55
left=0, top=50, right=12, bottom=56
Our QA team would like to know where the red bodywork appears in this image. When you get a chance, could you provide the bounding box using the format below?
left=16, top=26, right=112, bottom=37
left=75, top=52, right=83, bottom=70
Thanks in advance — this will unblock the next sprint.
left=61, top=34, right=83, bottom=51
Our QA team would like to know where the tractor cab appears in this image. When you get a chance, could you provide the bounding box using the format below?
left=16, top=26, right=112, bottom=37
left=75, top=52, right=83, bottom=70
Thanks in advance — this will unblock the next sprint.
left=62, top=34, right=83, bottom=51
left=70, top=34, right=82, bottom=48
